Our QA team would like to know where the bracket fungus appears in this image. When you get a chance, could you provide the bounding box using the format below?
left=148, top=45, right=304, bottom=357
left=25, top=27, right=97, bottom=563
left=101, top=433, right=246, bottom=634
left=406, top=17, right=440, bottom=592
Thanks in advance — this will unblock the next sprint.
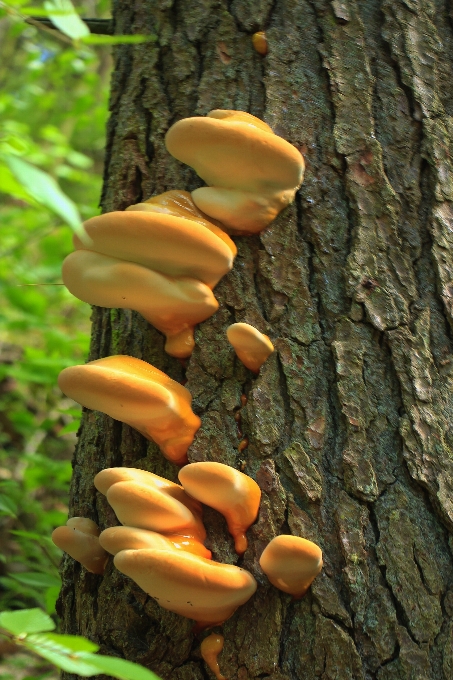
left=226, top=322, right=274, bottom=373
left=99, top=526, right=211, bottom=559
left=165, top=110, right=305, bottom=233
left=178, top=462, right=261, bottom=554
left=94, top=467, right=207, bottom=544
left=51, top=517, right=108, bottom=575
left=114, top=548, right=257, bottom=629
left=64, top=191, right=236, bottom=358
left=58, top=356, right=200, bottom=465
left=259, top=535, right=323, bottom=598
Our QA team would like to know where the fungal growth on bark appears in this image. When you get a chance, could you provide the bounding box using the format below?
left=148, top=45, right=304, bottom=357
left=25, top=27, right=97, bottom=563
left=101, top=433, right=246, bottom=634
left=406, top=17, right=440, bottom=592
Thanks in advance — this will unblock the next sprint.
left=51, top=517, right=108, bottom=575
left=165, top=110, right=304, bottom=233
left=63, top=191, right=236, bottom=358
left=178, top=461, right=261, bottom=554
left=58, top=355, right=200, bottom=465
left=113, top=548, right=257, bottom=629
left=94, top=468, right=208, bottom=552
left=226, top=322, right=274, bottom=373
left=259, top=535, right=323, bottom=598
left=200, top=633, right=226, bottom=680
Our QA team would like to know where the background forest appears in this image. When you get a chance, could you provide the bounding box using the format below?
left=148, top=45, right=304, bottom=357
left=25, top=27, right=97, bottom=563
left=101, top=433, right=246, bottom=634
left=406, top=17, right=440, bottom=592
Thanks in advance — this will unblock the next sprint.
left=0, top=1, right=111, bottom=676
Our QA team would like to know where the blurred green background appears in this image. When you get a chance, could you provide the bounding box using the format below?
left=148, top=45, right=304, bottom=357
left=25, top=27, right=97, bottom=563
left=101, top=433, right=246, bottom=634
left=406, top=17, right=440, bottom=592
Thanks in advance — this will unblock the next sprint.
left=0, top=0, right=112, bottom=625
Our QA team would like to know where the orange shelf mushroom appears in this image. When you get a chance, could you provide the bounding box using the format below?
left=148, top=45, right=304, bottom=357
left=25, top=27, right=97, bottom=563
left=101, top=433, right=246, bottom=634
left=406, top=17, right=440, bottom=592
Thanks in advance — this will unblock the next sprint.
left=63, top=191, right=236, bottom=358
left=95, top=467, right=209, bottom=557
left=51, top=517, right=108, bottom=575
left=58, top=355, right=200, bottom=465
left=226, top=322, right=274, bottom=373
left=201, top=634, right=226, bottom=680
left=114, top=548, right=257, bottom=629
left=178, top=462, right=261, bottom=554
left=165, top=110, right=305, bottom=234
left=259, top=535, right=323, bottom=598
left=99, top=526, right=211, bottom=559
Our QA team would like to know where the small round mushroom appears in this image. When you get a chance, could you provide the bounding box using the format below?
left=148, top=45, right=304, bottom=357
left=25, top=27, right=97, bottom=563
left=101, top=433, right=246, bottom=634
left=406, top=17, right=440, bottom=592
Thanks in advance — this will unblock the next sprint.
left=259, top=535, right=323, bottom=597
left=226, top=323, right=274, bottom=373
left=58, top=356, right=200, bottom=465
left=74, top=200, right=236, bottom=289
left=62, top=250, right=218, bottom=358
left=104, top=480, right=207, bottom=542
left=252, top=31, right=268, bottom=56
left=201, top=633, right=226, bottom=680
left=52, top=518, right=108, bottom=574
left=114, top=548, right=257, bottom=627
left=165, top=110, right=304, bottom=233
left=99, top=526, right=211, bottom=559
left=178, top=462, right=261, bottom=554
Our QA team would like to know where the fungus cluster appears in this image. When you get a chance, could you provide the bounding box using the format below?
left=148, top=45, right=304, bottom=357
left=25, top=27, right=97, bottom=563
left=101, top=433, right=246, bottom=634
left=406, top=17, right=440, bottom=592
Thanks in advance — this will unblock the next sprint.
left=53, top=111, right=322, bottom=675
left=62, top=110, right=303, bottom=357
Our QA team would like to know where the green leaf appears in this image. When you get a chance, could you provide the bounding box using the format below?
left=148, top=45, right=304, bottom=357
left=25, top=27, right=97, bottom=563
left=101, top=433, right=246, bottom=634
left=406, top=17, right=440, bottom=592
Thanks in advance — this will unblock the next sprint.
left=0, top=495, right=18, bottom=517
left=82, top=34, right=156, bottom=45
left=77, top=653, right=161, bottom=680
left=20, top=7, right=82, bottom=17
left=5, top=156, right=83, bottom=235
left=44, top=586, right=60, bottom=615
left=27, top=632, right=99, bottom=653
left=58, top=419, right=80, bottom=435
left=0, top=608, right=55, bottom=635
left=10, top=572, right=61, bottom=589
left=25, top=642, right=102, bottom=676
left=43, top=0, right=89, bottom=40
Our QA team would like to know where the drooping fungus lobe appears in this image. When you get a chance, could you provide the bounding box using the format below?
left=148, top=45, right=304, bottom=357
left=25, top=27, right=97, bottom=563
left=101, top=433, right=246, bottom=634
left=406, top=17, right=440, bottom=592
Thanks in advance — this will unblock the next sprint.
left=51, top=517, right=108, bottom=574
left=259, top=535, right=323, bottom=597
left=178, top=462, right=261, bottom=554
left=63, top=191, right=236, bottom=358
left=201, top=633, right=226, bottom=680
left=58, top=356, right=200, bottom=465
left=114, top=548, right=257, bottom=628
left=226, top=322, right=274, bottom=373
left=165, top=110, right=305, bottom=233
left=95, top=467, right=210, bottom=558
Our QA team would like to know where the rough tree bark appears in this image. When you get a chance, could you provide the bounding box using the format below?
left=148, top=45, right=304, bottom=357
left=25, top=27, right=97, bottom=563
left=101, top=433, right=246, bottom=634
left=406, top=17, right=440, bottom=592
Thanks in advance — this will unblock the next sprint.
left=58, top=1, right=453, bottom=678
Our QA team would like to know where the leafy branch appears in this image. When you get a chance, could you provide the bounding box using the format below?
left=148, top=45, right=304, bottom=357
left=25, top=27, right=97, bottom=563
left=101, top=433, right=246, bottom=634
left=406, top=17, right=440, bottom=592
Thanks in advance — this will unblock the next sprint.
left=0, top=608, right=161, bottom=680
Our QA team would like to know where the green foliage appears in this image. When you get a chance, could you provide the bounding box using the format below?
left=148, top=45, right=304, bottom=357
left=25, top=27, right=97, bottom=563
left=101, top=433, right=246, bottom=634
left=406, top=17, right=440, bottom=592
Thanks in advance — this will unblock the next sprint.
left=0, top=0, right=110, bottom=617
left=0, top=609, right=161, bottom=679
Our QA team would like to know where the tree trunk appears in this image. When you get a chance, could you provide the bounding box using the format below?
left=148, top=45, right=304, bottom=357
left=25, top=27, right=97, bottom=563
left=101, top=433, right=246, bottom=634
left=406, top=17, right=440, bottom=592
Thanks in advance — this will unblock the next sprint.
left=58, top=0, right=453, bottom=678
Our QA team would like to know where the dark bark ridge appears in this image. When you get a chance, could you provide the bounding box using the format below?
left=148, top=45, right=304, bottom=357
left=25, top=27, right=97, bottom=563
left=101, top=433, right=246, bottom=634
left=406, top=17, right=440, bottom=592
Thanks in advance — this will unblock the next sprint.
left=58, top=1, right=453, bottom=679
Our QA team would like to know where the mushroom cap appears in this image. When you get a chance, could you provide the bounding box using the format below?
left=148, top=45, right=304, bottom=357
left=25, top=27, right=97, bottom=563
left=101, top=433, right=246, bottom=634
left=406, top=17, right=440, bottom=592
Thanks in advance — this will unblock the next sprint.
left=191, top=186, right=284, bottom=234
left=259, top=535, right=323, bottom=597
left=178, top=462, right=261, bottom=554
left=226, top=323, right=274, bottom=373
left=125, top=190, right=236, bottom=255
left=66, top=517, right=100, bottom=537
left=62, top=250, right=218, bottom=357
left=51, top=525, right=107, bottom=574
left=114, top=548, right=257, bottom=624
left=165, top=110, right=304, bottom=195
left=99, top=526, right=211, bottom=559
left=94, top=467, right=202, bottom=517
left=106, top=480, right=206, bottom=541
left=58, top=356, right=200, bottom=464
left=74, top=207, right=235, bottom=289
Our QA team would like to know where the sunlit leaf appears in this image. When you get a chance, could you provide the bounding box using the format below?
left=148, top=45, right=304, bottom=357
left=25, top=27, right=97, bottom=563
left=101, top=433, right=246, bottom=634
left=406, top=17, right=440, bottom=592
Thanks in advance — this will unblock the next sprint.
left=77, top=653, right=161, bottom=680
left=27, top=632, right=99, bottom=653
left=58, top=419, right=80, bottom=435
left=0, top=608, right=55, bottom=635
left=82, top=34, right=156, bottom=45
left=5, top=156, right=83, bottom=234
left=10, top=572, right=61, bottom=589
left=43, top=0, right=89, bottom=40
